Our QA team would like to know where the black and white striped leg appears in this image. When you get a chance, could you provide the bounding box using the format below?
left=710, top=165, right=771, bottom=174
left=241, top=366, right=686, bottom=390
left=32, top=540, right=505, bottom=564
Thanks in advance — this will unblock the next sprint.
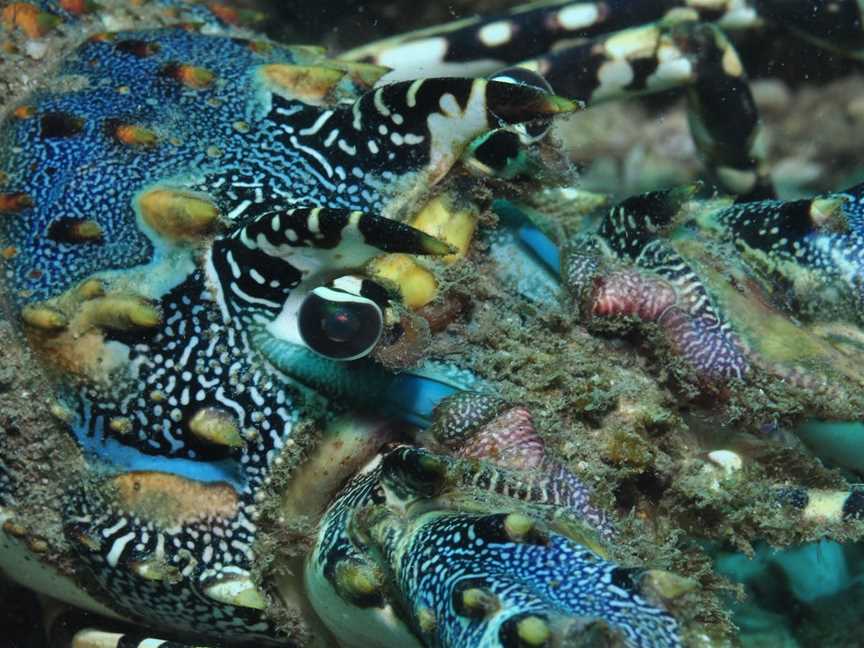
left=342, top=0, right=756, bottom=79
left=518, top=19, right=773, bottom=200
left=346, top=1, right=864, bottom=200
left=46, top=606, right=216, bottom=648
left=69, top=629, right=210, bottom=648
left=344, top=3, right=774, bottom=199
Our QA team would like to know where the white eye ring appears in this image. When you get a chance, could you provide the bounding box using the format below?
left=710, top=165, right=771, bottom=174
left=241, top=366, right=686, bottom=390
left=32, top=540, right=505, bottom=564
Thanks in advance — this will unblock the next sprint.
left=298, top=286, right=384, bottom=361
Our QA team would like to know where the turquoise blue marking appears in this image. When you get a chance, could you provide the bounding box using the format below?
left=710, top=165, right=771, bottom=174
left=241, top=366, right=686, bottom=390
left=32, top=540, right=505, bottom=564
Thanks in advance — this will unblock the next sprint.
left=384, top=374, right=461, bottom=427
left=518, top=224, right=561, bottom=274
left=74, top=401, right=245, bottom=490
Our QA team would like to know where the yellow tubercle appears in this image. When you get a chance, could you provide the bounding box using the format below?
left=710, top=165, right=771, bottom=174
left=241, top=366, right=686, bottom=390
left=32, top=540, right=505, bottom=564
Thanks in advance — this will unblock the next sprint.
left=259, top=64, right=346, bottom=104
left=369, top=195, right=479, bottom=310
left=503, top=513, right=536, bottom=542
left=335, top=561, right=383, bottom=599
left=188, top=407, right=244, bottom=448
left=408, top=195, right=478, bottom=264
left=170, top=64, right=215, bottom=89
left=460, top=587, right=499, bottom=617
left=329, top=60, right=391, bottom=89
left=114, top=123, right=159, bottom=147
left=21, top=305, right=67, bottom=331
left=369, top=253, right=438, bottom=310
left=137, top=188, right=220, bottom=241
left=77, top=278, right=105, bottom=300
left=517, top=616, right=551, bottom=646
left=203, top=576, right=268, bottom=609
left=80, top=295, right=161, bottom=331
left=131, top=558, right=179, bottom=583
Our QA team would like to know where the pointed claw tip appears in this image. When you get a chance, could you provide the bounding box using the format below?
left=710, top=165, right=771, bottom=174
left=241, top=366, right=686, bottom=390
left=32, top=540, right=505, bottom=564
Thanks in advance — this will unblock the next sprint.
left=642, top=569, right=699, bottom=601
left=485, top=81, right=579, bottom=126
left=544, top=93, right=581, bottom=114
left=678, top=182, right=701, bottom=199
left=420, top=232, right=458, bottom=256
left=417, top=606, right=436, bottom=633
left=665, top=183, right=700, bottom=210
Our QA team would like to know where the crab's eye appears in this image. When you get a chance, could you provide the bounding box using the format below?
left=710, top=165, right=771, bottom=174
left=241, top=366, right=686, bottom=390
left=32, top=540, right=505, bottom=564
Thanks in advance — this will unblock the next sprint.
left=489, top=67, right=554, bottom=143
left=299, top=286, right=384, bottom=361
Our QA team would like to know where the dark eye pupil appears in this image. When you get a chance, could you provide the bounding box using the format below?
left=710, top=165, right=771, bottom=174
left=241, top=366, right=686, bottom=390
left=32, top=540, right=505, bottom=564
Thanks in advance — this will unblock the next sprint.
left=323, top=307, right=360, bottom=342
left=298, top=287, right=384, bottom=361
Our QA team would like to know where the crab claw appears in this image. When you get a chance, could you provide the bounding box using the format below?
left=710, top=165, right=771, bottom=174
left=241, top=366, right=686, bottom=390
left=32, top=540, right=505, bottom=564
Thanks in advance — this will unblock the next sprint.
left=371, top=511, right=682, bottom=648
left=307, top=77, right=577, bottom=217
left=305, top=445, right=681, bottom=648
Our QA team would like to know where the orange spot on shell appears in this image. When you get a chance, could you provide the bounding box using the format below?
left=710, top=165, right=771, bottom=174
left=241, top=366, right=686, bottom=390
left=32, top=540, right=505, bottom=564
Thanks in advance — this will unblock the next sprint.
left=113, top=123, right=159, bottom=147
left=13, top=105, right=35, bottom=119
left=0, top=193, right=33, bottom=213
left=207, top=2, right=238, bottom=23
left=2, top=246, right=18, bottom=259
left=208, top=3, right=264, bottom=26
left=174, top=21, right=204, bottom=32
left=2, top=3, right=61, bottom=38
left=260, top=64, right=345, bottom=104
left=111, top=472, right=239, bottom=525
left=137, top=187, right=220, bottom=240
left=87, top=31, right=114, bottom=42
left=58, top=0, right=97, bottom=15
left=162, top=62, right=215, bottom=89
left=248, top=40, right=272, bottom=54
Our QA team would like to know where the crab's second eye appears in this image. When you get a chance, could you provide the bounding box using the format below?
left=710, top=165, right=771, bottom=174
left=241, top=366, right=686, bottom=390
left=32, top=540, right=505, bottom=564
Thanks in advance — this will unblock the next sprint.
left=299, top=286, right=384, bottom=361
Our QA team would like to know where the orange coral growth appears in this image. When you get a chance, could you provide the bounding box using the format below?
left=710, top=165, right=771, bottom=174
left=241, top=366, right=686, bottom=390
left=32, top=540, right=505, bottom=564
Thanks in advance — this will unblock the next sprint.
left=2, top=3, right=60, bottom=38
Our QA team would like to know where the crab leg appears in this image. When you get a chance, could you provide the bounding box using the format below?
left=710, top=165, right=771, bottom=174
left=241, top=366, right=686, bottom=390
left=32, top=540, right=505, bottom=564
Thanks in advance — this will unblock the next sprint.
left=562, top=185, right=752, bottom=380
left=341, top=0, right=757, bottom=78
left=68, top=628, right=208, bottom=648
left=696, top=182, right=864, bottom=314
left=515, top=19, right=772, bottom=199
left=343, top=4, right=774, bottom=199
left=559, top=178, right=864, bottom=387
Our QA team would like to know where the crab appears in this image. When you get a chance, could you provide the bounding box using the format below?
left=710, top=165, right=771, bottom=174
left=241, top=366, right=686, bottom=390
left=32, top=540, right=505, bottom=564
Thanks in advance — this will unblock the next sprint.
left=0, top=1, right=863, bottom=647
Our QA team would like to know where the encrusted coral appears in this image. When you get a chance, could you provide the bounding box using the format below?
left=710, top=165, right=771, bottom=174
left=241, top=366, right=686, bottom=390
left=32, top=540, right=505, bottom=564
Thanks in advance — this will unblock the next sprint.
left=2, top=2, right=864, bottom=648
